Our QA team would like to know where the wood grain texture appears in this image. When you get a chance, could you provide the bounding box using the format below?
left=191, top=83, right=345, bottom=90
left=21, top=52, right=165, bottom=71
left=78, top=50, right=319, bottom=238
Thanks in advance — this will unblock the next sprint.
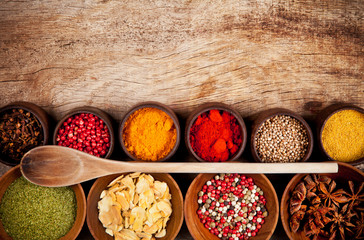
left=0, top=0, right=363, bottom=121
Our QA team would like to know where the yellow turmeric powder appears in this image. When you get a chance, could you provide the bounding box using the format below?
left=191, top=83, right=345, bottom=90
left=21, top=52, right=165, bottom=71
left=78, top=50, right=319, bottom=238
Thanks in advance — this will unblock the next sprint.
left=322, top=109, right=364, bottom=162
left=122, top=107, right=177, bottom=161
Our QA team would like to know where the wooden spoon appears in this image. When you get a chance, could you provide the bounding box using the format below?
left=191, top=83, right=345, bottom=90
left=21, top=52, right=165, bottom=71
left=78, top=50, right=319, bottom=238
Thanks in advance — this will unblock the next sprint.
left=21, top=146, right=338, bottom=187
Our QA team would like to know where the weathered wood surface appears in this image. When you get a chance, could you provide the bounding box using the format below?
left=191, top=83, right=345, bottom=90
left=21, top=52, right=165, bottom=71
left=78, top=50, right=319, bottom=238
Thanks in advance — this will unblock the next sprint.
left=0, top=0, right=363, bottom=239
left=0, top=0, right=363, bottom=121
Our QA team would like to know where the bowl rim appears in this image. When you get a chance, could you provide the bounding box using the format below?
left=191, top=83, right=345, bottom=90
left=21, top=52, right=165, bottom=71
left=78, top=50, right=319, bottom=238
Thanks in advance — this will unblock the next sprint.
left=317, top=103, right=364, bottom=166
left=0, top=165, right=86, bottom=240
left=280, top=161, right=364, bottom=240
left=119, top=101, right=181, bottom=162
left=184, top=173, right=279, bottom=240
left=185, top=102, right=247, bottom=162
left=250, top=108, right=314, bottom=163
left=52, top=106, right=115, bottom=159
left=0, top=101, right=50, bottom=166
left=86, top=172, right=184, bottom=240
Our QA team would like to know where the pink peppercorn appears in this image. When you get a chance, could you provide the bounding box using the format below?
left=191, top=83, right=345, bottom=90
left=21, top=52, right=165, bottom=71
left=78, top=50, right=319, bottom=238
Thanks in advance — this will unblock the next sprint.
left=56, top=113, right=111, bottom=157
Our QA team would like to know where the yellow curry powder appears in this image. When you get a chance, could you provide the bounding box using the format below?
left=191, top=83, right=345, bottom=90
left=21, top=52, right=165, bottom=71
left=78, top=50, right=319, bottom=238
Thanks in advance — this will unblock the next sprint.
left=123, top=107, right=177, bottom=161
left=322, top=109, right=364, bottom=162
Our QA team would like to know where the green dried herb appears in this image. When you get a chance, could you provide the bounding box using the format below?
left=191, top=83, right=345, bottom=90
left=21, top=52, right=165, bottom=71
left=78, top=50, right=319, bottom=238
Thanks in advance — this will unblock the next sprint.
left=0, top=176, right=77, bottom=240
left=0, top=108, right=44, bottom=162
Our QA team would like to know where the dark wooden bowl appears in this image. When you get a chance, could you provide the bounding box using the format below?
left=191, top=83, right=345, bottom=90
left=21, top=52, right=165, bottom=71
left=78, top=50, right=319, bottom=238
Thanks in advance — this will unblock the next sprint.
left=0, top=101, right=50, bottom=166
left=185, top=102, right=247, bottom=162
left=86, top=173, right=184, bottom=240
left=316, top=103, right=364, bottom=166
left=250, top=108, right=313, bottom=163
left=0, top=165, right=86, bottom=240
left=53, top=106, right=115, bottom=158
left=185, top=173, right=279, bottom=240
left=119, top=101, right=181, bottom=161
left=280, top=162, right=364, bottom=240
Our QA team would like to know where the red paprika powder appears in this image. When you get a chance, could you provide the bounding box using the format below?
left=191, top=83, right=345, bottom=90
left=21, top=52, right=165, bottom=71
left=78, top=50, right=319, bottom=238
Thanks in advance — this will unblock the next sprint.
left=189, top=109, right=243, bottom=162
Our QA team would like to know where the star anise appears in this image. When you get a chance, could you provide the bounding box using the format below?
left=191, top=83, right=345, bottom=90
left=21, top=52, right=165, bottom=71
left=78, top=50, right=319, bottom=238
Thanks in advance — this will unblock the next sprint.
left=307, top=191, right=321, bottom=205
left=304, top=174, right=317, bottom=191
left=290, top=182, right=307, bottom=214
left=345, top=181, right=364, bottom=210
left=304, top=218, right=330, bottom=240
left=328, top=204, right=355, bottom=240
left=302, top=205, right=333, bottom=239
left=351, top=212, right=364, bottom=239
left=290, top=205, right=306, bottom=233
left=317, top=175, right=332, bottom=185
left=318, top=180, right=349, bottom=208
left=307, top=205, right=333, bottom=228
left=305, top=174, right=332, bottom=193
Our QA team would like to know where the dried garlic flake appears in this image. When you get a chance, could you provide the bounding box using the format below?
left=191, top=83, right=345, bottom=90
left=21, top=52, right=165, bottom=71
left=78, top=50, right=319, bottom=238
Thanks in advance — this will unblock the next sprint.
left=98, top=173, right=172, bottom=240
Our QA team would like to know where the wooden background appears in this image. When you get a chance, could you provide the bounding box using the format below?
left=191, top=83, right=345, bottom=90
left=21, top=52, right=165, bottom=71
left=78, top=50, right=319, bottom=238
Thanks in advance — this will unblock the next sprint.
left=0, top=0, right=363, bottom=239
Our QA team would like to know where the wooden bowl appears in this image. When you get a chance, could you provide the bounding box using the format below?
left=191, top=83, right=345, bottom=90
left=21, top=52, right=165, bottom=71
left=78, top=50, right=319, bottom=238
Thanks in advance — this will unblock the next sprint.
left=185, top=102, right=247, bottom=162
left=0, top=165, right=86, bottom=240
left=280, top=162, right=364, bottom=240
left=251, top=108, right=313, bottom=163
left=53, top=106, right=115, bottom=158
left=0, top=101, right=50, bottom=166
left=119, top=102, right=181, bottom=161
left=87, top=173, right=184, bottom=240
left=316, top=103, right=364, bottom=166
left=185, top=173, right=279, bottom=240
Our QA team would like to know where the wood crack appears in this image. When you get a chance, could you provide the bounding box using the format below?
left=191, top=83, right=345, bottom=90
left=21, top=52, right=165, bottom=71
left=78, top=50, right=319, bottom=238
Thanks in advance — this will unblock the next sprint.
left=22, top=67, right=82, bottom=76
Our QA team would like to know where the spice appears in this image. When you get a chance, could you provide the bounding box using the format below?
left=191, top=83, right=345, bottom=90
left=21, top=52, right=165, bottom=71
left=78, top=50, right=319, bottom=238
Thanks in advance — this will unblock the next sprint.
left=0, top=108, right=44, bottom=162
left=197, top=174, right=268, bottom=240
left=255, top=115, right=309, bottom=163
left=56, top=113, right=111, bottom=157
left=289, top=174, right=364, bottom=239
left=0, top=176, right=77, bottom=240
left=98, top=173, right=172, bottom=239
left=122, top=107, right=177, bottom=161
left=322, top=109, right=364, bottom=162
left=189, top=110, right=242, bottom=162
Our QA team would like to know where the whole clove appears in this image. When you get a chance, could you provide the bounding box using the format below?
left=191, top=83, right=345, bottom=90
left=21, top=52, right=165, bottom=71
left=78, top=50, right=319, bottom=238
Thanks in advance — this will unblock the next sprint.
left=0, top=108, right=44, bottom=162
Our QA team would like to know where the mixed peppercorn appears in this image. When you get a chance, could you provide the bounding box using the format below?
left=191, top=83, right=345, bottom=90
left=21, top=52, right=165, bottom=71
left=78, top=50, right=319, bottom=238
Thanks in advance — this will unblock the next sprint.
left=197, top=174, right=268, bottom=240
left=55, top=113, right=110, bottom=157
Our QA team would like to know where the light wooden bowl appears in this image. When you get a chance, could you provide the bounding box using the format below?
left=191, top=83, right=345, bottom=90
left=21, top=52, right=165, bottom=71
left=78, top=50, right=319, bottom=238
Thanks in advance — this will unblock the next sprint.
left=185, top=102, right=247, bottom=162
left=316, top=103, right=364, bottom=166
left=119, top=102, right=181, bottom=161
left=0, top=101, right=50, bottom=166
left=0, top=165, right=86, bottom=240
left=185, top=173, right=279, bottom=240
left=280, top=162, right=364, bottom=240
left=87, top=172, right=184, bottom=240
left=251, top=108, right=313, bottom=163
left=53, top=106, right=115, bottom=159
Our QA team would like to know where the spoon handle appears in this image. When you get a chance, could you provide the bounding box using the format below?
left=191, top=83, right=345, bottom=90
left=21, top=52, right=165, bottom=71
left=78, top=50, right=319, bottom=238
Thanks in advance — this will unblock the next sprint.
left=112, top=161, right=339, bottom=174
